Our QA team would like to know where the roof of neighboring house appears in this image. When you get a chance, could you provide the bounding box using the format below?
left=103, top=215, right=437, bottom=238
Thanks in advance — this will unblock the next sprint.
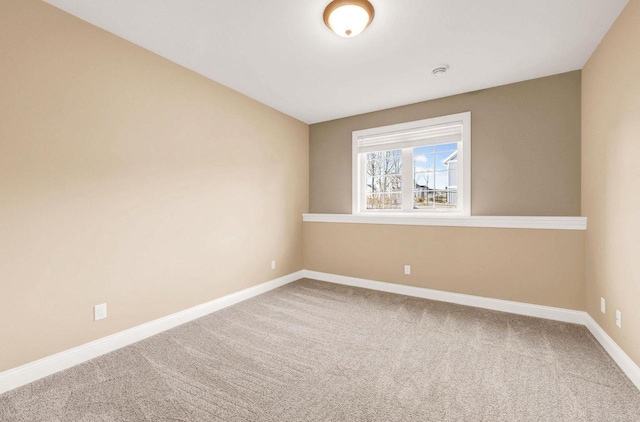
left=443, top=151, right=458, bottom=165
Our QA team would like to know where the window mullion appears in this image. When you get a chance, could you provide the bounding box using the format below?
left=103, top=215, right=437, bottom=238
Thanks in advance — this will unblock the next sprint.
left=401, top=148, right=413, bottom=211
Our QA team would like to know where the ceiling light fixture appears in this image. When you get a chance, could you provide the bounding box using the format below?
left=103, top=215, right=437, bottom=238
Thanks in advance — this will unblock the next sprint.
left=432, top=65, right=450, bottom=77
left=323, top=0, right=375, bottom=38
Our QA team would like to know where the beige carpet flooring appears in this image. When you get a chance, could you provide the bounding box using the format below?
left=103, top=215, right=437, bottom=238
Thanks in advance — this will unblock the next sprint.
left=1, top=279, right=639, bottom=421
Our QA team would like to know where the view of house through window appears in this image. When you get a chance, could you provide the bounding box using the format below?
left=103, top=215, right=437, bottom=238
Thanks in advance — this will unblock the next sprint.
left=413, top=143, right=458, bottom=209
left=353, top=112, right=470, bottom=215
left=365, top=144, right=459, bottom=210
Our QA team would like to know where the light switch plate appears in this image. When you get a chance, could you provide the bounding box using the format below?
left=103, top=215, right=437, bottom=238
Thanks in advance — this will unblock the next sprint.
left=616, top=310, right=622, bottom=328
left=601, top=297, right=606, bottom=314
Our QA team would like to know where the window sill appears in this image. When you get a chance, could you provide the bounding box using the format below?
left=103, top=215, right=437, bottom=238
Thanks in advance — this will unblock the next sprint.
left=302, top=213, right=587, bottom=231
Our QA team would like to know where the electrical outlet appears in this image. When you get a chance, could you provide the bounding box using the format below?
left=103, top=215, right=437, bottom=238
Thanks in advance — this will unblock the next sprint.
left=94, top=303, right=107, bottom=321
left=616, top=310, right=622, bottom=328
left=271, top=260, right=276, bottom=270
left=404, top=265, right=411, bottom=275
left=601, top=297, right=606, bottom=314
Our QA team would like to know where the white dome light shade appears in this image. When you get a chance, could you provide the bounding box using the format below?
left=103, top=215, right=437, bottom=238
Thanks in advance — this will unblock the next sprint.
left=324, top=0, right=375, bottom=38
left=327, top=5, right=370, bottom=37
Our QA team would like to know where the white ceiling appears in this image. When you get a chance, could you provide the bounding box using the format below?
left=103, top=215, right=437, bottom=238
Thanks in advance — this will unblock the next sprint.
left=43, top=0, right=628, bottom=124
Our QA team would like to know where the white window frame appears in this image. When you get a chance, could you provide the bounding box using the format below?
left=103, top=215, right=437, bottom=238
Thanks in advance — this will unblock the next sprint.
left=352, top=112, right=471, bottom=216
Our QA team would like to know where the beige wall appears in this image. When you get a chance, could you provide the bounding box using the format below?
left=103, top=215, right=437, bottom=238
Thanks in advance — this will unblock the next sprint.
left=304, top=223, right=585, bottom=311
left=5, top=0, right=636, bottom=378
left=0, top=0, right=308, bottom=372
left=310, top=72, right=581, bottom=216
left=582, top=0, right=640, bottom=366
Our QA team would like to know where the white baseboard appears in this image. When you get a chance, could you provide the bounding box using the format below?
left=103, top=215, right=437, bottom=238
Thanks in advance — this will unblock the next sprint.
left=302, top=270, right=586, bottom=324
left=2, top=269, right=638, bottom=395
left=0, top=271, right=304, bottom=395
left=584, top=315, right=640, bottom=390
left=301, top=270, right=640, bottom=391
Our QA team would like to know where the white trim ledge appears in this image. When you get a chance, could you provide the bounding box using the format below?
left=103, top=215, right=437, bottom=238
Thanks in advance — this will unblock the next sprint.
left=0, top=271, right=304, bottom=395
left=303, top=213, right=587, bottom=230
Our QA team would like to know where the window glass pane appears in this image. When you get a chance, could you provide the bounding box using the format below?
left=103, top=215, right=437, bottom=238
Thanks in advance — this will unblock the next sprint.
left=435, top=190, right=457, bottom=208
left=447, top=190, right=458, bottom=206
left=384, top=193, right=402, bottom=209
left=385, top=175, right=402, bottom=192
left=413, top=143, right=458, bottom=210
left=448, top=164, right=458, bottom=187
left=435, top=142, right=458, bottom=153
left=413, top=191, right=434, bottom=209
left=413, top=153, right=435, bottom=172
left=379, top=176, right=388, bottom=192
left=382, top=157, right=401, bottom=175
left=367, top=149, right=402, bottom=160
left=366, top=177, right=373, bottom=193
left=414, top=145, right=435, bottom=155
left=379, top=176, right=387, bottom=192
left=365, top=149, right=402, bottom=210
left=367, top=151, right=401, bottom=173
left=366, top=193, right=381, bottom=209
left=414, top=172, right=434, bottom=190
left=436, top=150, right=457, bottom=171
left=365, top=159, right=381, bottom=176
left=434, top=190, right=447, bottom=206
left=435, top=171, right=449, bottom=190
left=366, top=193, right=403, bottom=210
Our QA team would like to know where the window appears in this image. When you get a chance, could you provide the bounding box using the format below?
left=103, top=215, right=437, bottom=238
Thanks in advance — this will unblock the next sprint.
left=352, top=112, right=470, bottom=215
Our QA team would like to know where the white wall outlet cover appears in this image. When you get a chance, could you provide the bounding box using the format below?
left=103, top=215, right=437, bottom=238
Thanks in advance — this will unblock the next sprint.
left=271, top=260, right=276, bottom=270
left=616, top=310, right=622, bottom=328
left=404, top=265, right=411, bottom=275
left=601, top=297, right=606, bottom=313
left=94, top=303, right=107, bottom=321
